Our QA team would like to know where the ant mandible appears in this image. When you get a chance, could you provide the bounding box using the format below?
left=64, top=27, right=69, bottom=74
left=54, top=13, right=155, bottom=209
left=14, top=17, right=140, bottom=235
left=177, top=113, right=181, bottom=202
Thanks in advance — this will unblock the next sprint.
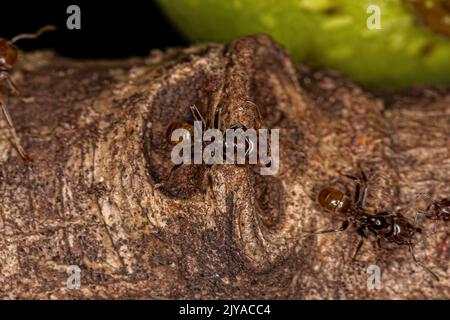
left=0, top=25, right=55, bottom=160
left=312, top=169, right=439, bottom=280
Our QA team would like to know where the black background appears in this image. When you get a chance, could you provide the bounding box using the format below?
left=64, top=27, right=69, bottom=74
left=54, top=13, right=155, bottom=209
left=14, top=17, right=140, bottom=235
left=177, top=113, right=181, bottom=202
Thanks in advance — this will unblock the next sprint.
left=0, top=1, right=186, bottom=58
left=0, top=300, right=443, bottom=318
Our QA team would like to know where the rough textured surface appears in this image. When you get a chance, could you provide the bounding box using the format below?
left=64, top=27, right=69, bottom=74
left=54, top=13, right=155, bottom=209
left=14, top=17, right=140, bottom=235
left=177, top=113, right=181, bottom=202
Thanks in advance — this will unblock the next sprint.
left=0, top=35, right=448, bottom=299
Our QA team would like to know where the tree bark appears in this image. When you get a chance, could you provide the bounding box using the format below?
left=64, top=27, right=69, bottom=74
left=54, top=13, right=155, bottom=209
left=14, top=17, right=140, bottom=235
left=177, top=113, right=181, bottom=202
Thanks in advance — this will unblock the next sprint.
left=0, top=35, right=448, bottom=299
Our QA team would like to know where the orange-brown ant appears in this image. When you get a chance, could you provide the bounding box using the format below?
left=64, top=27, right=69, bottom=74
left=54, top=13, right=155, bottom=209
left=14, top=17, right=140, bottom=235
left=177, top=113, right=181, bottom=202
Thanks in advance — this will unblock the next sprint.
left=165, top=105, right=253, bottom=163
left=165, top=105, right=207, bottom=147
left=0, top=25, right=55, bottom=160
left=311, top=170, right=439, bottom=280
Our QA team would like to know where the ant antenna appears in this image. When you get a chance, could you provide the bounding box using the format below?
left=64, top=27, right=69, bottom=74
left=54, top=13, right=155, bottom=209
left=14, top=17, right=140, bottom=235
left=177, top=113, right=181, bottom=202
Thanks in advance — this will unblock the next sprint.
left=190, top=105, right=206, bottom=128
left=414, top=192, right=439, bottom=239
left=408, top=244, right=439, bottom=281
left=299, top=220, right=350, bottom=239
left=11, top=25, right=56, bottom=44
left=409, top=197, right=439, bottom=282
left=1, top=103, right=30, bottom=161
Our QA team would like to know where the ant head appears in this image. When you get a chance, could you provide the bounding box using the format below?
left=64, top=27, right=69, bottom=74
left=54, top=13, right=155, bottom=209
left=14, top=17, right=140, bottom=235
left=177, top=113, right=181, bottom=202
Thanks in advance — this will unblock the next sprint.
left=426, top=200, right=450, bottom=221
left=0, top=25, right=57, bottom=70
left=425, top=202, right=439, bottom=219
left=0, top=39, right=18, bottom=70
left=426, top=202, right=437, bottom=211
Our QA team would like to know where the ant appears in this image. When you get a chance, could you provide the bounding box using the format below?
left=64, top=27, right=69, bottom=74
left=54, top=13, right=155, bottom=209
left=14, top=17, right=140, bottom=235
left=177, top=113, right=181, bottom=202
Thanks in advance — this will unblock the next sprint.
left=426, top=198, right=450, bottom=222
left=311, top=170, right=439, bottom=281
left=165, top=105, right=208, bottom=147
left=413, top=193, right=449, bottom=242
left=165, top=104, right=253, bottom=163
left=0, top=25, right=55, bottom=160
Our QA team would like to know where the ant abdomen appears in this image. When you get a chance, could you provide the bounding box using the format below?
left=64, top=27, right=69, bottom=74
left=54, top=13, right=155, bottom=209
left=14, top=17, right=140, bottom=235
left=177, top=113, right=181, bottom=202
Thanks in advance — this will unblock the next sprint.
left=317, top=187, right=352, bottom=214
left=165, top=121, right=194, bottom=145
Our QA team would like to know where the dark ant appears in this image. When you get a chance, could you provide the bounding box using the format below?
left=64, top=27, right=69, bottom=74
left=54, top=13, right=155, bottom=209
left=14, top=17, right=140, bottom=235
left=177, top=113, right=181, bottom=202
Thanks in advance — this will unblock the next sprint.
left=414, top=193, right=449, bottom=239
left=0, top=25, right=56, bottom=160
left=418, top=196, right=450, bottom=223
left=311, top=170, right=439, bottom=281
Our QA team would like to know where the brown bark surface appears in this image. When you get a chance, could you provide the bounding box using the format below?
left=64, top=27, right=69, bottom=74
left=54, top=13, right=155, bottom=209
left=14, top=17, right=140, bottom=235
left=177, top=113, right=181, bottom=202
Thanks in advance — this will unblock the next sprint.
left=0, top=35, right=449, bottom=299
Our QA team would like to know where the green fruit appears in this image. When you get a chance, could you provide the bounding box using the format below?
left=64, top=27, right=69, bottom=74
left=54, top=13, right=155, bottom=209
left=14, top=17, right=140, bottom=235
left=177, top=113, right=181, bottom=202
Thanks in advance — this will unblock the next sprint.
left=155, top=0, right=450, bottom=89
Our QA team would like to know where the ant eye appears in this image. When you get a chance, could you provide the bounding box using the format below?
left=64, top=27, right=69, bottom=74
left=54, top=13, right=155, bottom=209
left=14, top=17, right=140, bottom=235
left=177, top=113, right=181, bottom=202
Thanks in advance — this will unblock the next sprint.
left=370, top=217, right=386, bottom=230
left=444, top=215, right=449, bottom=222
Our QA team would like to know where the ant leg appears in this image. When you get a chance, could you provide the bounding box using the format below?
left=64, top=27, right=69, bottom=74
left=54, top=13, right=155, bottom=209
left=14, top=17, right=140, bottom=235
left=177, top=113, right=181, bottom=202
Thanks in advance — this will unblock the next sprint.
left=376, top=238, right=383, bottom=250
left=352, top=176, right=361, bottom=204
left=304, top=220, right=350, bottom=237
left=190, top=105, right=206, bottom=128
left=373, top=238, right=383, bottom=266
left=414, top=193, right=440, bottom=239
left=351, top=227, right=367, bottom=262
left=5, top=75, right=20, bottom=96
left=344, top=174, right=368, bottom=208
left=287, top=220, right=349, bottom=242
left=0, top=72, right=21, bottom=128
left=414, top=192, right=433, bottom=222
left=351, top=237, right=365, bottom=262
left=376, top=211, right=398, bottom=217
left=412, top=216, right=439, bottom=250
left=408, top=244, right=439, bottom=281
left=0, top=71, right=20, bottom=96
left=0, top=71, right=7, bottom=83
left=341, top=166, right=369, bottom=208
left=1, top=101, right=30, bottom=161
left=359, top=170, right=369, bottom=208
